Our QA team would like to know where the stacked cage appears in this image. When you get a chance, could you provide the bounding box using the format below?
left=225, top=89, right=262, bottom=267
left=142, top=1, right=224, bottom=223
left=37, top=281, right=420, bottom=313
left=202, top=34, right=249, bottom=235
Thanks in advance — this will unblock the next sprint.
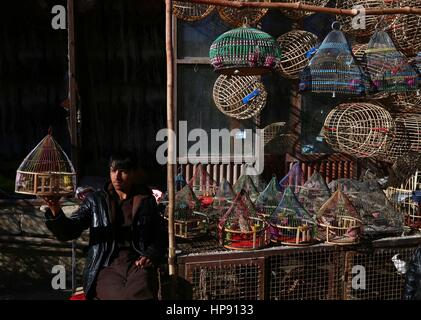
left=15, top=132, right=76, bottom=196
left=270, top=187, right=317, bottom=246
left=218, top=190, right=270, bottom=250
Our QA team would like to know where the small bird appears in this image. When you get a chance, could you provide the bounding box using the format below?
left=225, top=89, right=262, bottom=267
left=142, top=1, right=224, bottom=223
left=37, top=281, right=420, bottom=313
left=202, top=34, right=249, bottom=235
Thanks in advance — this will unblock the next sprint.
left=392, top=254, right=407, bottom=275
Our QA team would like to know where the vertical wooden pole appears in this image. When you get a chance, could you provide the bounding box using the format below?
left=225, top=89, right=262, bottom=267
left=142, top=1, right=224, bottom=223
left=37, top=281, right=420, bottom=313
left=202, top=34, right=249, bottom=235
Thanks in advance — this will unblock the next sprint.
left=67, top=0, right=78, bottom=177
left=166, top=0, right=176, bottom=277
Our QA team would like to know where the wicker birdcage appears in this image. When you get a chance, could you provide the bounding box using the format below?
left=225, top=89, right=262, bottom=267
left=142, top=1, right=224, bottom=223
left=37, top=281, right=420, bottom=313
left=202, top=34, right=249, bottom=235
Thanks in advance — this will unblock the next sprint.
left=329, top=179, right=404, bottom=238
left=188, top=165, right=218, bottom=199
left=276, top=30, right=319, bottom=79
left=168, top=185, right=209, bottom=239
left=297, top=171, right=331, bottom=217
left=316, top=190, right=363, bottom=245
left=15, top=132, right=76, bottom=196
left=173, top=1, right=215, bottom=22
left=263, top=122, right=287, bottom=145
left=299, top=23, right=369, bottom=97
left=384, top=92, right=421, bottom=113
left=269, top=187, right=317, bottom=246
left=353, top=42, right=368, bottom=63
left=218, top=0, right=269, bottom=27
left=233, top=173, right=260, bottom=202
left=366, top=30, right=419, bottom=93
left=213, top=75, right=267, bottom=119
left=279, top=0, right=329, bottom=19
left=386, top=171, right=421, bottom=230
left=209, top=26, right=282, bottom=76
left=390, top=0, right=421, bottom=57
left=218, top=190, right=270, bottom=250
left=255, top=176, right=283, bottom=219
left=336, top=0, right=386, bottom=38
left=279, top=162, right=305, bottom=195
left=322, top=102, right=395, bottom=158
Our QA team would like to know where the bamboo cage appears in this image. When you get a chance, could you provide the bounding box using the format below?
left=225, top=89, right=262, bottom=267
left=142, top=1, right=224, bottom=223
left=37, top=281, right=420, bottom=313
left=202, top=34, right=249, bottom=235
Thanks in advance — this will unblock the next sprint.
left=322, top=102, right=395, bottom=158
left=243, top=164, right=267, bottom=192
left=279, top=0, right=329, bottom=19
left=386, top=171, right=421, bottom=230
left=167, top=185, right=209, bottom=239
left=269, top=187, right=317, bottom=246
left=390, top=0, right=421, bottom=57
left=297, top=171, right=331, bottom=216
left=255, top=176, right=282, bottom=219
left=317, top=190, right=363, bottom=245
left=173, top=1, right=215, bottom=21
left=15, top=132, right=76, bottom=196
left=218, top=190, right=270, bottom=250
left=233, top=173, right=260, bottom=202
left=384, top=92, right=421, bottom=113
left=213, top=74, right=267, bottom=119
left=188, top=165, right=218, bottom=199
left=299, top=22, right=369, bottom=97
left=279, top=162, right=304, bottom=194
left=276, top=30, right=319, bottom=79
left=209, top=26, right=281, bottom=75
left=336, top=0, right=386, bottom=38
left=366, top=30, right=419, bottom=93
left=218, top=0, right=269, bottom=27
left=263, top=122, right=286, bottom=145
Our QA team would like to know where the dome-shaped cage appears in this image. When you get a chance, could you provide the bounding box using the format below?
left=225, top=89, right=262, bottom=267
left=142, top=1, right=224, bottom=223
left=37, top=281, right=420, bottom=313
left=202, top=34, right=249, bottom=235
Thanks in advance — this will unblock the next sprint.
left=213, top=74, right=267, bottom=119
left=336, top=0, right=386, bottom=38
left=232, top=173, right=260, bottom=202
left=209, top=26, right=282, bottom=76
left=279, top=0, right=329, bottom=19
left=299, top=24, right=370, bottom=96
left=322, top=102, right=395, bottom=158
left=263, top=122, right=287, bottom=145
left=316, top=190, right=363, bottom=245
left=297, top=171, right=331, bottom=216
left=366, top=30, right=419, bottom=93
left=173, top=1, right=215, bottom=22
left=255, top=176, right=283, bottom=219
left=15, top=133, right=76, bottom=196
left=276, top=30, right=319, bottom=79
left=218, top=0, right=269, bottom=27
left=167, top=185, right=209, bottom=239
left=390, top=0, right=421, bottom=57
left=269, top=187, right=317, bottom=246
left=218, top=190, right=270, bottom=250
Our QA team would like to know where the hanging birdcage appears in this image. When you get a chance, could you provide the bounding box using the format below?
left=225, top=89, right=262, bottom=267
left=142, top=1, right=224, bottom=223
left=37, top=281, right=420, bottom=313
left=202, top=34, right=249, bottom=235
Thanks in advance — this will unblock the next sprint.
left=269, top=187, right=317, bottom=246
left=255, top=176, right=283, bottom=219
left=213, top=74, right=267, bottom=119
left=322, top=102, right=395, bottom=158
left=297, top=171, right=331, bottom=217
left=336, top=0, right=386, bottom=38
left=386, top=171, right=421, bottom=230
left=299, top=22, right=369, bottom=97
left=263, top=122, right=287, bottom=145
left=316, top=190, right=363, bottom=245
left=385, top=92, right=421, bottom=113
left=279, top=0, right=329, bottom=19
left=173, top=1, right=215, bottom=22
left=167, top=185, right=209, bottom=239
left=366, top=30, right=419, bottom=93
left=279, top=162, right=304, bottom=195
left=233, top=173, right=260, bottom=202
left=329, top=179, right=404, bottom=238
left=275, top=30, right=319, bottom=79
left=390, top=0, right=421, bottom=57
left=15, top=131, right=76, bottom=196
left=218, top=190, right=270, bottom=250
left=209, top=26, right=282, bottom=76
left=188, top=165, right=218, bottom=201
left=218, top=0, right=269, bottom=27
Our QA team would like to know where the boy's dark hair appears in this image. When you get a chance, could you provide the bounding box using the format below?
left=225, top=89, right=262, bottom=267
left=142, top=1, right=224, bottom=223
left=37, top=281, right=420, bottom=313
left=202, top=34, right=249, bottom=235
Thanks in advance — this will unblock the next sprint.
left=109, top=151, right=138, bottom=171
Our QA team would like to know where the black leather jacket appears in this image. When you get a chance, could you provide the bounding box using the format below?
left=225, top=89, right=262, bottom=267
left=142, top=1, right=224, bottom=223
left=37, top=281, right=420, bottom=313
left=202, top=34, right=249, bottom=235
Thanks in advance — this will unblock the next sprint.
left=404, top=246, right=421, bottom=300
left=44, top=184, right=167, bottom=299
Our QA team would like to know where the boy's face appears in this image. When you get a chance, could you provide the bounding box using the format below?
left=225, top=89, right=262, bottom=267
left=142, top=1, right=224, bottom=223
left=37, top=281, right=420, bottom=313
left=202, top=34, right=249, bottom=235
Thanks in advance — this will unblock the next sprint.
left=110, top=167, right=134, bottom=192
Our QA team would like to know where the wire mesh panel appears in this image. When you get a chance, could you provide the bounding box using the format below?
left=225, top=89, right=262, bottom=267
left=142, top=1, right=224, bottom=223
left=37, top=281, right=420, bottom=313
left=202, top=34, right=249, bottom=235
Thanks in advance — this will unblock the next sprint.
left=343, top=246, right=417, bottom=300
left=185, top=258, right=265, bottom=300
left=218, top=0, right=269, bottom=27
left=268, top=246, right=344, bottom=300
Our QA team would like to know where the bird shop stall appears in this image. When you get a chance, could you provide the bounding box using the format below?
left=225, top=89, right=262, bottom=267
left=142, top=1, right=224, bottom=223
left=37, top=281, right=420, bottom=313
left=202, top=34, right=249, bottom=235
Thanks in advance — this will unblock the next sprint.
left=162, top=0, right=421, bottom=300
